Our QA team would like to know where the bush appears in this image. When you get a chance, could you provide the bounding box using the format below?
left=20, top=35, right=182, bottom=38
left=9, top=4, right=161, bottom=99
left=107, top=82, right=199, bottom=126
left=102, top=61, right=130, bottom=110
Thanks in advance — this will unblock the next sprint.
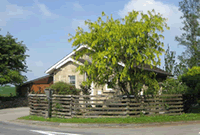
left=79, top=83, right=91, bottom=95
left=161, top=77, right=188, bottom=94
left=181, top=66, right=200, bottom=94
left=182, top=66, right=200, bottom=76
left=48, top=81, right=80, bottom=95
left=143, top=79, right=161, bottom=95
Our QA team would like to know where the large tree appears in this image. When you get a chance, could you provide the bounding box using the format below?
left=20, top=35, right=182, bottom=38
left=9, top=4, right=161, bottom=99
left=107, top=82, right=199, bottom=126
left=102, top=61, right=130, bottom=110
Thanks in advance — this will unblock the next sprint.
left=0, top=32, right=29, bottom=86
left=69, top=10, right=169, bottom=96
left=175, top=0, right=200, bottom=68
left=164, top=45, right=187, bottom=78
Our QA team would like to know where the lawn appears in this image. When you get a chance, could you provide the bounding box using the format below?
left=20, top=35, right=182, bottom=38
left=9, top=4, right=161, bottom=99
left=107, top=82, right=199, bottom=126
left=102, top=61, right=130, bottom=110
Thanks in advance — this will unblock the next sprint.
left=0, top=85, right=16, bottom=97
left=18, top=113, right=200, bottom=124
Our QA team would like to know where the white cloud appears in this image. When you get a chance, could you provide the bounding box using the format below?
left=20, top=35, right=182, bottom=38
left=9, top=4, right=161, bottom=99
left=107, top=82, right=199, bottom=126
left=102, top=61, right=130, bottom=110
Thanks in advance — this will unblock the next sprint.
left=34, top=0, right=59, bottom=18
left=73, top=2, right=84, bottom=11
left=6, top=5, right=24, bottom=16
left=37, top=3, right=52, bottom=17
left=118, top=0, right=186, bottom=68
left=0, top=0, right=33, bottom=26
left=118, top=0, right=183, bottom=31
left=0, top=0, right=59, bottom=27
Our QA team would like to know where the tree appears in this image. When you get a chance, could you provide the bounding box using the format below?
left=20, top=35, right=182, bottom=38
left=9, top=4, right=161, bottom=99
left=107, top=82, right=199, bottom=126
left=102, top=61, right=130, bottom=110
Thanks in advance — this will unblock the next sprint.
left=68, top=10, right=169, bottom=96
left=164, top=45, right=176, bottom=75
left=175, top=0, right=200, bottom=68
left=164, top=45, right=187, bottom=78
left=0, top=32, right=29, bottom=86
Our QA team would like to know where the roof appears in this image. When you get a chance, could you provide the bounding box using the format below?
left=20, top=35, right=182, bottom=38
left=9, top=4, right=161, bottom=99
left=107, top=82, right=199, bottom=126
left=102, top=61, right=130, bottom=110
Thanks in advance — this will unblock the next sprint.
left=136, top=64, right=172, bottom=76
left=21, top=75, right=53, bottom=86
left=45, top=45, right=172, bottom=76
left=45, top=45, right=87, bottom=74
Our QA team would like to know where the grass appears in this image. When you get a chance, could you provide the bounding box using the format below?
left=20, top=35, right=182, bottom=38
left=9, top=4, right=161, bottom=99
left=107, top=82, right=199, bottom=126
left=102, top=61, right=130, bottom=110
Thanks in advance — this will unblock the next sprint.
left=0, top=86, right=16, bottom=97
left=18, top=113, right=200, bottom=124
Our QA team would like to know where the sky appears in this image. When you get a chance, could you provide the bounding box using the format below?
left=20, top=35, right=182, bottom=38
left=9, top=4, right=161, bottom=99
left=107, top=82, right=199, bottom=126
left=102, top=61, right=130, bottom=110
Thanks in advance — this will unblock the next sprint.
left=0, top=0, right=186, bottom=82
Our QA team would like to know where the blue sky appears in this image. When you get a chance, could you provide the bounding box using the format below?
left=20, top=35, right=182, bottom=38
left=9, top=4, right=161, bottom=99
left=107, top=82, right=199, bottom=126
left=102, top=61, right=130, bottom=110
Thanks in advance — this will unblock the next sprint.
left=0, top=0, right=185, bottom=82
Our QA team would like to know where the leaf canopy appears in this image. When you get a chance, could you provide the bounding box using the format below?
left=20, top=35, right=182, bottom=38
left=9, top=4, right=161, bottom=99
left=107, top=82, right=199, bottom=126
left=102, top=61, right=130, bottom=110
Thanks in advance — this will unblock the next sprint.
left=0, top=32, right=29, bottom=86
left=69, top=10, right=169, bottom=95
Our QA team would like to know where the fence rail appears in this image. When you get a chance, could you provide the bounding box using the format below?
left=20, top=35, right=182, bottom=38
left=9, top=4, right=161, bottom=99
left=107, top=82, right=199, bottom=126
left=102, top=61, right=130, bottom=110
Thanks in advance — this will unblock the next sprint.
left=29, top=94, right=184, bottom=118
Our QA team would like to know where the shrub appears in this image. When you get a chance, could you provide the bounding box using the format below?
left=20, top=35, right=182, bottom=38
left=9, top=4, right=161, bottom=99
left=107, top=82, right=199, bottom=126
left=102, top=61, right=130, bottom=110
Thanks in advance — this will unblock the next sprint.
left=161, top=77, right=188, bottom=94
left=79, top=83, right=91, bottom=95
left=182, top=66, right=200, bottom=76
left=181, top=66, right=200, bottom=94
left=79, top=83, right=91, bottom=107
left=48, top=81, right=80, bottom=95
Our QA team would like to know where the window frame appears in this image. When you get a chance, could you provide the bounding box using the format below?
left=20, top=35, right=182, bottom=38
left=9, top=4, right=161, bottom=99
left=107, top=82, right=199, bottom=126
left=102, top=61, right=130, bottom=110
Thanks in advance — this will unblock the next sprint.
left=68, top=75, right=76, bottom=86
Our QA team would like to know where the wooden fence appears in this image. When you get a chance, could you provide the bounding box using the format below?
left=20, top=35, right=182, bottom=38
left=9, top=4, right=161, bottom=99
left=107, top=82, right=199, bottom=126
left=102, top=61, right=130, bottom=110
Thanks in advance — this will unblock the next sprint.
left=29, top=94, right=48, bottom=117
left=29, top=94, right=183, bottom=118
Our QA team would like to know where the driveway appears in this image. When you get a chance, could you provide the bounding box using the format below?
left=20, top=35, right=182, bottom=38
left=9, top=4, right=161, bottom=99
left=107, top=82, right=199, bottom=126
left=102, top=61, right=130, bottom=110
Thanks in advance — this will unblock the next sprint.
left=0, top=107, right=29, bottom=122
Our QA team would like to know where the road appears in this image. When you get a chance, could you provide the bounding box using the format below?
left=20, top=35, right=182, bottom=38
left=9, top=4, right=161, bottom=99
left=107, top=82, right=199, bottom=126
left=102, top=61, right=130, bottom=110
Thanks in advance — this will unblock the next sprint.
left=0, top=120, right=200, bottom=135
left=0, top=107, right=200, bottom=135
left=0, top=107, right=29, bottom=122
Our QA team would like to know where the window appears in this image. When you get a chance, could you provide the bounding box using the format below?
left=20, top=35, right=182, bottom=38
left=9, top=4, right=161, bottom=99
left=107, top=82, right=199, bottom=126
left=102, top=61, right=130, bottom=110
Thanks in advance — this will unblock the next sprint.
left=68, top=75, right=75, bottom=86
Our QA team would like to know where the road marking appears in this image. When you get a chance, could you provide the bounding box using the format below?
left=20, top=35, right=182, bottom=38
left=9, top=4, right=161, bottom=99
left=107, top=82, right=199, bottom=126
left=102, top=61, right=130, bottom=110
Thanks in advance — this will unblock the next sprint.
left=30, top=130, right=81, bottom=135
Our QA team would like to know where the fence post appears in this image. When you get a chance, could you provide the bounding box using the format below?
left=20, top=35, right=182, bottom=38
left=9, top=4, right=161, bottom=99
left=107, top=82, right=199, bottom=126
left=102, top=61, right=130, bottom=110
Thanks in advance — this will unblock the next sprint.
left=28, top=94, right=31, bottom=115
left=70, top=95, right=73, bottom=118
left=157, top=94, right=160, bottom=115
left=44, top=89, right=54, bottom=118
left=48, top=91, right=52, bottom=118
left=141, top=95, right=144, bottom=115
left=126, top=96, right=130, bottom=117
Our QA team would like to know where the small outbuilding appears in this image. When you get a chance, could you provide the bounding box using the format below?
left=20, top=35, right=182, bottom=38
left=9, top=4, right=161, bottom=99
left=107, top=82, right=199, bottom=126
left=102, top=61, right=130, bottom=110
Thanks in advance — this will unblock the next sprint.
left=17, top=75, right=53, bottom=96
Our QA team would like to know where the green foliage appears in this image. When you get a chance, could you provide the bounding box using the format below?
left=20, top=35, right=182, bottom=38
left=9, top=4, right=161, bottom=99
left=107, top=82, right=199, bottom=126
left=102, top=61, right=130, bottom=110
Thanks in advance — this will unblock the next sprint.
left=79, top=83, right=91, bottom=107
left=143, top=79, right=160, bottom=95
left=79, top=83, right=91, bottom=95
left=181, top=66, right=200, bottom=94
left=140, top=111, right=145, bottom=117
left=55, top=103, right=63, bottom=109
left=48, top=81, right=80, bottom=95
left=182, top=66, right=200, bottom=76
left=161, top=77, right=188, bottom=94
left=164, top=45, right=187, bottom=78
left=164, top=103, right=170, bottom=110
left=68, top=10, right=169, bottom=96
left=175, top=0, right=200, bottom=69
left=0, top=32, right=29, bottom=86
left=164, top=45, right=176, bottom=75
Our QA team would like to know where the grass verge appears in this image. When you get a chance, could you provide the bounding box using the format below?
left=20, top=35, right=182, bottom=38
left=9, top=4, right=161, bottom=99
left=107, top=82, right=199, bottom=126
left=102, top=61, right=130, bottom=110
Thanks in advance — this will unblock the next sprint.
left=18, top=113, right=200, bottom=124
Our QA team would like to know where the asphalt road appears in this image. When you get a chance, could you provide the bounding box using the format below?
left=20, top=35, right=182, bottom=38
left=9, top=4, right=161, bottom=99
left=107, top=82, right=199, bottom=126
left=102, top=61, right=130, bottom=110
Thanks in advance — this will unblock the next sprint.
left=1, top=120, right=200, bottom=135
left=0, top=107, right=200, bottom=135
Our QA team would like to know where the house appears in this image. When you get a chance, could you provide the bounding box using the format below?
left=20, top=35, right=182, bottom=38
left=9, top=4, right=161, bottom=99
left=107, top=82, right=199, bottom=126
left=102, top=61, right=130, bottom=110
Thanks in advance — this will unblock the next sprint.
left=45, top=45, right=172, bottom=96
left=17, top=75, right=53, bottom=96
